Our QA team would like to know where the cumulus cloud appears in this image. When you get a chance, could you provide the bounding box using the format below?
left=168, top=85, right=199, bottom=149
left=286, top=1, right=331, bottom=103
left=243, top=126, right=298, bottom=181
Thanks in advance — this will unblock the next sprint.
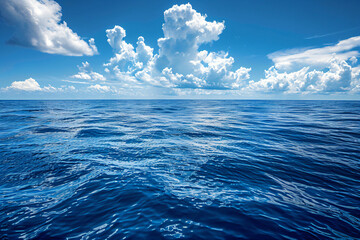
left=155, top=3, right=225, bottom=74
left=104, top=26, right=153, bottom=78
left=103, top=4, right=251, bottom=90
left=58, top=3, right=360, bottom=97
left=0, top=0, right=98, bottom=56
left=248, top=58, right=359, bottom=94
left=71, top=62, right=106, bottom=81
left=246, top=36, right=360, bottom=94
left=88, top=84, right=111, bottom=92
left=6, top=78, right=42, bottom=91
left=3, top=77, right=76, bottom=92
left=351, top=66, right=360, bottom=93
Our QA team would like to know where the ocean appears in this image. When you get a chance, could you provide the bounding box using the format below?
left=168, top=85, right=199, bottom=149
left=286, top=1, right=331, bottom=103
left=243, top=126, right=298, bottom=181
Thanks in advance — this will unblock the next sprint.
left=0, top=100, right=359, bottom=239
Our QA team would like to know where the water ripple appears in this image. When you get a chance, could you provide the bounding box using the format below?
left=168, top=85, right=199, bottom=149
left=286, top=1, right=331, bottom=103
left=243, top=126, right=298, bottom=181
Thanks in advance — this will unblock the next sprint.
left=0, top=100, right=359, bottom=239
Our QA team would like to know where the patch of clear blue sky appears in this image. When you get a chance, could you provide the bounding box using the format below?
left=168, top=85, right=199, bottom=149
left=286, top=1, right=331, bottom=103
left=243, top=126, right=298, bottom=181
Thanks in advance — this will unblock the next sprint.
left=0, top=0, right=360, bottom=98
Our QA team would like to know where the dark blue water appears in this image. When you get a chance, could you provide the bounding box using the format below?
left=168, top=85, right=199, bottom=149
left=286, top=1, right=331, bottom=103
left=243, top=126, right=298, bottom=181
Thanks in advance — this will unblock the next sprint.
left=0, top=100, right=359, bottom=239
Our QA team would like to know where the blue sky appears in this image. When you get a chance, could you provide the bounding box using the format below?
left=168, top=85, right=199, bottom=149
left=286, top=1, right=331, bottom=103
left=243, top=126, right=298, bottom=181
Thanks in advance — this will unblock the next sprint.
left=1, top=0, right=360, bottom=99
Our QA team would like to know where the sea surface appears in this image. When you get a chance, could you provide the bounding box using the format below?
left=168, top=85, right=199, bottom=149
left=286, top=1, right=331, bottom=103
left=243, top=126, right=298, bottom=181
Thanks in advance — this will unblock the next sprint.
left=0, top=100, right=359, bottom=239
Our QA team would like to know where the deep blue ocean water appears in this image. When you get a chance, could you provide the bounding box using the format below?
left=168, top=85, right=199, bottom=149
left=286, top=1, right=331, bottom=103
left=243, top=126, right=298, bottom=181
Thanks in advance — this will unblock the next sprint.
left=0, top=100, right=359, bottom=239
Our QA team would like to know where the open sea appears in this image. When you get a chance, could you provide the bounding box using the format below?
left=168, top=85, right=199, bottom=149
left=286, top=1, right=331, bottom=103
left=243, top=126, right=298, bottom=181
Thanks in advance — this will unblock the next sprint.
left=0, top=100, right=359, bottom=239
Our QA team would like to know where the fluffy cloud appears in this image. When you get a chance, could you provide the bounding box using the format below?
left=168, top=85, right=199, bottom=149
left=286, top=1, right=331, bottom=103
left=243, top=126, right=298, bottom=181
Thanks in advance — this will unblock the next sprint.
left=103, top=4, right=251, bottom=90
left=88, top=84, right=111, bottom=92
left=0, top=0, right=359, bottom=98
left=71, top=62, right=106, bottom=81
left=6, top=78, right=42, bottom=91
left=155, top=3, right=225, bottom=74
left=351, top=66, right=360, bottom=93
left=104, top=26, right=154, bottom=79
left=247, top=36, right=360, bottom=94
left=3, top=77, right=77, bottom=92
left=268, top=36, right=360, bottom=71
left=0, top=0, right=98, bottom=56
left=248, top=58, right=360, bottom=94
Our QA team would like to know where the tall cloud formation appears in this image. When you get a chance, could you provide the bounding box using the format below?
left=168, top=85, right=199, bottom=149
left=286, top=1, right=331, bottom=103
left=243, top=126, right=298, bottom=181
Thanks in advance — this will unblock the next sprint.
left=0, top=0, right=98, bottom=56
left=104, top=3, right=251, bottom=90
left=248, top=36, right=360, bottom=94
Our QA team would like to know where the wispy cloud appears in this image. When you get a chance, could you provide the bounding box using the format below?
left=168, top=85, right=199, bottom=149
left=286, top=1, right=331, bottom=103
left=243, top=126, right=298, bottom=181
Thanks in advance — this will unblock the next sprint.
left=268, top=36, right=360, bottom=70
left=306, top=27, right=360, bottom=40
left=62, top=80, right=90, bottom=85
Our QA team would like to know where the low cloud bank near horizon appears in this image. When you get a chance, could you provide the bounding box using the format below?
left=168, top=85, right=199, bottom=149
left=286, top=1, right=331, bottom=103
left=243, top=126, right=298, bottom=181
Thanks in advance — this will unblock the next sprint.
left=1, top=77, right=76, bottom=92
left=249, top=37, right=360, bottom=94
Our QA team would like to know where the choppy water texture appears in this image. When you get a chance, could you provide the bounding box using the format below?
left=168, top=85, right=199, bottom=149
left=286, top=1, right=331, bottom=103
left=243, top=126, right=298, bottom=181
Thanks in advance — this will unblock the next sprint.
left=0, top=100, right=360, bottom=239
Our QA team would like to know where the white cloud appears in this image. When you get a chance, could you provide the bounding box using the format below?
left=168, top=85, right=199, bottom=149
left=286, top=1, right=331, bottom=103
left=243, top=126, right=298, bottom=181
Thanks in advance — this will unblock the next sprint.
left=7, top=78, right=42, bottom=91
left=246, top=35, right=360, bottom=95
left=71, top=62, right=106, bottom=81
left=103, top=4, right=251, bottom=90
left=36, top=2, right=360, bottom=98
left=351, top=66, right=360, bottom=93
left=0, top=0, right=98, bottom=56
left=71, top=72, right=92, bottom=80
left=136, top=37, right=154, bottom=67
left=248, top=58, right=359, bottom=94
left=3, top=77, right=77, bottom=92
left=88, top=84, right=111, bottom=92
left=56, top=85, right=76, bottom=92
left=62, top=79, right=89, bottom=85
left=104, top=26, right=153, bottom=75
left=269, top=36, right=360, bottom=70
left=155, top=3, right=225, bottom=74
left=90, top=72, right=106, bottom=81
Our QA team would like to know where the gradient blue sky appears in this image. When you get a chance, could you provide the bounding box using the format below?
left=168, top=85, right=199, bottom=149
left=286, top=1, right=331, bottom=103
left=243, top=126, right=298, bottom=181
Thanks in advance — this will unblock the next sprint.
left=1, top=0, right=360, bottom=99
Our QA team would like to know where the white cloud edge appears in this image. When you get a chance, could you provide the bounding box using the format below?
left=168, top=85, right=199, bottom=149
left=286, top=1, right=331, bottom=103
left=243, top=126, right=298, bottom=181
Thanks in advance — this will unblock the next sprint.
left=2, top=78, right=76, bottom=92
left=0, top=0, right=98, bottom=56
left=71, top=62, right=106, bottom=81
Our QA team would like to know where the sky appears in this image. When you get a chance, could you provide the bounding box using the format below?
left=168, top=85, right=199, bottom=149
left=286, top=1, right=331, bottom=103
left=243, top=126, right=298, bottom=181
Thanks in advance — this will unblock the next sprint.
left=0, top=0, right=360, bottom=99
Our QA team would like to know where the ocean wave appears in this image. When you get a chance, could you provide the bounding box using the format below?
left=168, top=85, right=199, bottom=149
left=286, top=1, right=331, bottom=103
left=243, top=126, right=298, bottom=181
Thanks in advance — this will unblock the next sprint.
left=0, top=100, right=359, bottom=239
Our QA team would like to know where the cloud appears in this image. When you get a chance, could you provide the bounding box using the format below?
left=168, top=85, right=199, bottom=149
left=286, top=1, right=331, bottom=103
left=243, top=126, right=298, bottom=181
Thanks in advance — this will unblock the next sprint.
left=103, top=4, right=251, bottom=90
left=248, top=58, right=359, bottom=94
left=245, top=35, right=360, bottom=95
left=351, top=66, right=360, bottom=93
left=6, top=78, right=42, bottom=91
left=269, top=36, right=360, bottom=70
left=104, top=26, right=153, bottom=75
left=88, top=84, right=111, bottom=92
left=62, top=79, right=89, bottom=85
left=0, top=0, right=98, bottom=56
left=3, top=77, right=76, bottom=92
left=59, top=3, right=360, bottom=97
left=305, top=27, right=360, bottom=40
left=71, top=62, right=106, bottom=81
left=155, top=3, right=225, bottom=74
